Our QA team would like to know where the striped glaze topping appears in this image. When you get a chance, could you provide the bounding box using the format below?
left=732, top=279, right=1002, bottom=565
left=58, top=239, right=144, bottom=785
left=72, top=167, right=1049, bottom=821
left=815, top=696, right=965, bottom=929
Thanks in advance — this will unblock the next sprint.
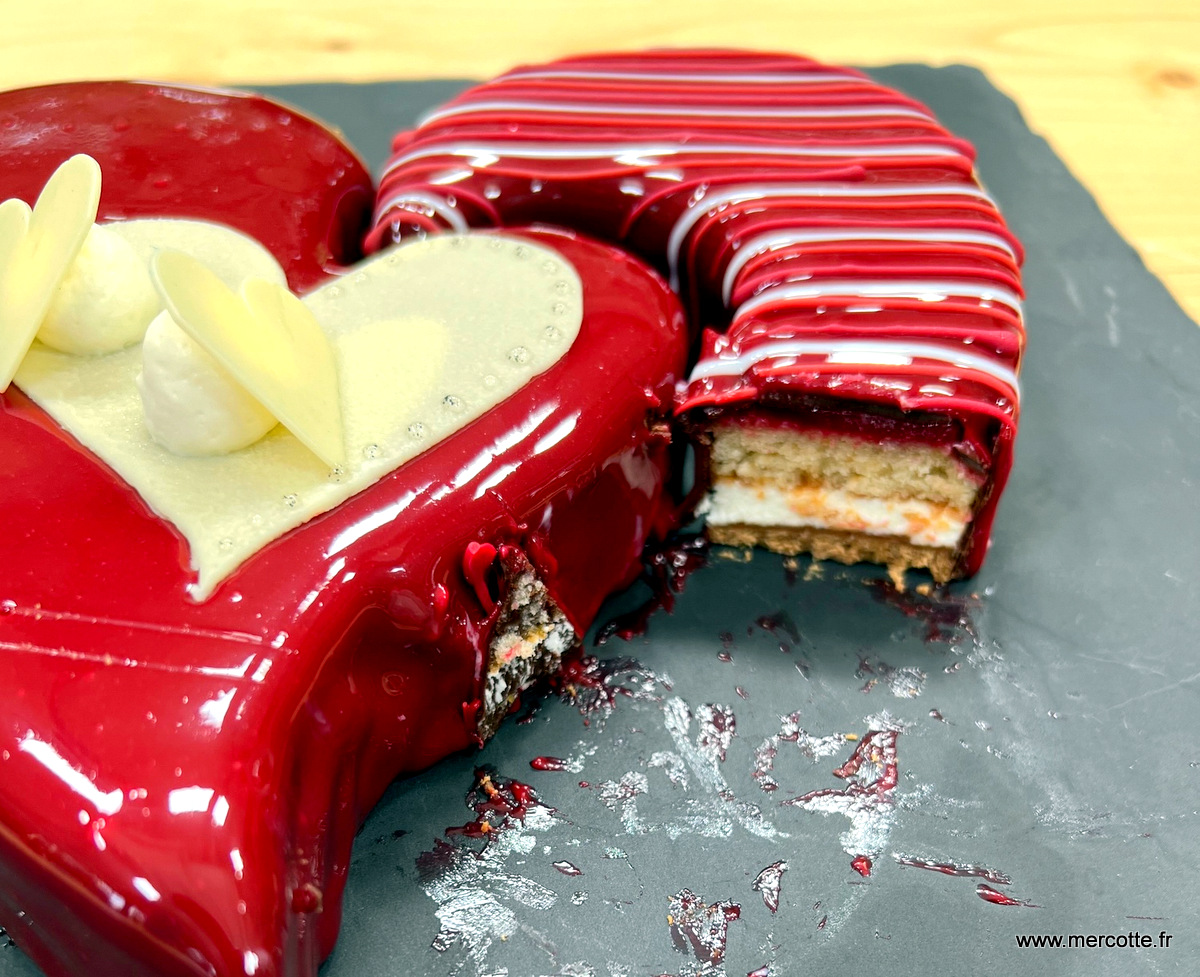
left=368, top=49, right=1027, bottom=575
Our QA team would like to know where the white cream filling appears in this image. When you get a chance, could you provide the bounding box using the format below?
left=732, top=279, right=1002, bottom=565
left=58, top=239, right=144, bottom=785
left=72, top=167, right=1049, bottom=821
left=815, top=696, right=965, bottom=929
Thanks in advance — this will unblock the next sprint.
left=702, top=478, right=969, bottom=549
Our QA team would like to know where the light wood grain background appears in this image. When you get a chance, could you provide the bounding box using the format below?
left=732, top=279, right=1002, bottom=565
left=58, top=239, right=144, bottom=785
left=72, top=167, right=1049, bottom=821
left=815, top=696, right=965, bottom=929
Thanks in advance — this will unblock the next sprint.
left=5, top=0, right=1198, bottom=321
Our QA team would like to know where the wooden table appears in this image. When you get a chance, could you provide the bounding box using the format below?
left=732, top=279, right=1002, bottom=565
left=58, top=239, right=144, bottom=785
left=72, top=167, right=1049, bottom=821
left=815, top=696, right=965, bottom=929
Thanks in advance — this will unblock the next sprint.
left=6, top=0, right=1199, bottom=322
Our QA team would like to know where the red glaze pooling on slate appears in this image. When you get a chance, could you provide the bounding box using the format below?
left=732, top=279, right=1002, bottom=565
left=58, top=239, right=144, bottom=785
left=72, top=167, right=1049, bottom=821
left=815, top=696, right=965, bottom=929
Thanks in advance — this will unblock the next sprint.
left=0, top=84, right=687, bottom=977
left=594, top=532, right=707, bottom=644
left=368, top=50, right=1025, bottom=577
left=667, top=888, right=741, bottom=965
left=976, top=884, right=1039, bottom=908
left=446, top=770, right=544, bottom=839
left=894, top=855, right=1011, bottom=885
left=530, top=756, right=572, bottom=772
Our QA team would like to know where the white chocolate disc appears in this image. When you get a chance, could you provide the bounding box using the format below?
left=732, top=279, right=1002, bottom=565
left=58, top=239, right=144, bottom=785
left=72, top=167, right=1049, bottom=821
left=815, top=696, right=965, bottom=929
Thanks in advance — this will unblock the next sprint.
left=152, top=252, right=346, bottom=468
left=0, top=155, right=99, bottom=387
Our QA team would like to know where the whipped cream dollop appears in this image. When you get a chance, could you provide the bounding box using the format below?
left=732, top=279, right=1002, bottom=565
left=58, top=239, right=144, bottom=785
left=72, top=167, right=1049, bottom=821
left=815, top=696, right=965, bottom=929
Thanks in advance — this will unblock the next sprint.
left=38, top=223, right=160, bottom=355
left=137, top=309, right=277, bottom=456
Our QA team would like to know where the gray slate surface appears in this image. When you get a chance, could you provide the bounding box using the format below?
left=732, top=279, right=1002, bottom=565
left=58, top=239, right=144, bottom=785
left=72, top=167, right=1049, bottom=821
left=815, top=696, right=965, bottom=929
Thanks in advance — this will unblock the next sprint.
left=3, top=65, right=1197, bottom=977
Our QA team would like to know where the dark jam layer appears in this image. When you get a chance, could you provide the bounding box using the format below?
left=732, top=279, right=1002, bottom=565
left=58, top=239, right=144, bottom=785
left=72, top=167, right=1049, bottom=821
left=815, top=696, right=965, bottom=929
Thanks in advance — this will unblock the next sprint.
left=697, top=398, right=995, bottom=469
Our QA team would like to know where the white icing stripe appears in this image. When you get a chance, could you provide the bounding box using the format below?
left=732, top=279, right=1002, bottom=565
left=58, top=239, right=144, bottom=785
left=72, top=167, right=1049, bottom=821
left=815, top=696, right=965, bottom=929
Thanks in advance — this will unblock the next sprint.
left=735, top=278, right=1024, bottom=319
left=501, top=69, right=872, bottom=85
left=687, top=338, right=1020, bottom=399
left=721, top=227, right=1018, bottom=304
left=373, top=190, right=468, bottom=233
left=419, top=99, right=932, bottom=126
left=665, top=182, right=994, bottom=289
left=384, top=140, right=969, bottom=176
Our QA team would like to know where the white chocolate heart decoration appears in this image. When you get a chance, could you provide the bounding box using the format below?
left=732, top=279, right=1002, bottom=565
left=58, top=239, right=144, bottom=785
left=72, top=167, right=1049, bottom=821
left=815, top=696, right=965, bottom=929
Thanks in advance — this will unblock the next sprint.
left=0, top=155, right=100, bottom=388
left=153, top=251, right=346, bottom=468
left=16, top=233, right=584, bottom=598
left=0, top=199, right=32, bottom=275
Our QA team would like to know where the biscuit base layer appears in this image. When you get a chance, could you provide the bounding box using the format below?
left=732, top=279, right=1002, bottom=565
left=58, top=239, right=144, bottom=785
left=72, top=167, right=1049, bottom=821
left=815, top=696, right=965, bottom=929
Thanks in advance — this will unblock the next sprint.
left=708, top=522, right=958, bottom=584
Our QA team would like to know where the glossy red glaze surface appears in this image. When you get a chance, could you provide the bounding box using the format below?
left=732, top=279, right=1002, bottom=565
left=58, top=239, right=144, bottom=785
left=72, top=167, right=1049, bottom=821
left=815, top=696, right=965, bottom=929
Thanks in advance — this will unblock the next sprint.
left=0, top=82, right=374, bottom=292
left=0, top=83, right=688, bottom=977
left=368, top=50, right=1025, bottom=577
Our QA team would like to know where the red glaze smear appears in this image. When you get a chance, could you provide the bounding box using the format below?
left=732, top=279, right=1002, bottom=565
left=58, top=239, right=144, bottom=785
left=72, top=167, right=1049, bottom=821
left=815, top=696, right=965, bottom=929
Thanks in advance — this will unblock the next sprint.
left=666, top=888, right=742, bottom=964
left=368, top=49, right=1025, bottom=579
left=446, top=768, right=546, bottom=840
left=755, top=610, right=803, bottom=661
left=415, top=770, right=552, bottom=897
left=754, top=610, right=801, bottom=644
left=0, top=81, right=689, bottom=977
left=751, top=739, right=780, bottom=792
left=828, top=730, right=900, bottom=795
left=782, top=729, right=900, bottom=873
left=551, top=653, right=665, bottom=724
left=976, top=884, right=1040, bottom=908
left=529, top=756, right=571, bottom=772
left=695, top=703, right=737, bottom=764
left=595, top=533, right=708, bottom=644
left=870, top=578, right=981, bottom=646
left=894, top=855, right=1011, bottom=886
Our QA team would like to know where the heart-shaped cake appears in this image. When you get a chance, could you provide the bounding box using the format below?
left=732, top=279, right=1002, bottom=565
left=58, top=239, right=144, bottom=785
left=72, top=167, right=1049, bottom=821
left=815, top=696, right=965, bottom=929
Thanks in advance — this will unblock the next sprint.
left=0, top=51, right=1024, bottom=977
left=0, top=83, right=685, bottom=977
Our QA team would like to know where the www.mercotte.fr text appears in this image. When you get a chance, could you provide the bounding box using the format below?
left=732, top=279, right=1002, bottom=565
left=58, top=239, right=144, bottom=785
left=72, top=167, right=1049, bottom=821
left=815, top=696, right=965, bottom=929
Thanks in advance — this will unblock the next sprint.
left=1015, top=931, right=1172, bottom=949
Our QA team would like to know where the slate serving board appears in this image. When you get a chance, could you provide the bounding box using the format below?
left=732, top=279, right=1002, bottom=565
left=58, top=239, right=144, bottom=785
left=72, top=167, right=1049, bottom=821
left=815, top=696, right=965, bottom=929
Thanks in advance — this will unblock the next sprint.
left=3, top=66, right=1198, bottom=977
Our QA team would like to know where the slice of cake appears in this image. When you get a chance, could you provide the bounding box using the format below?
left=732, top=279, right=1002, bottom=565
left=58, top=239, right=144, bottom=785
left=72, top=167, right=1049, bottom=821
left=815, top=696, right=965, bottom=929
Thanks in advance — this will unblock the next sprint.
left=369, top=49, right=1024, bottom=580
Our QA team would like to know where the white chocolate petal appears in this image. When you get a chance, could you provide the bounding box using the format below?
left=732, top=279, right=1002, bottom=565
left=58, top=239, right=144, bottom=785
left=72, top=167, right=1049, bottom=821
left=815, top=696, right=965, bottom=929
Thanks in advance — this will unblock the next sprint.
left=151, top=251, right=345, bottom=469
left=0, top=155, right=100, bottom=387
